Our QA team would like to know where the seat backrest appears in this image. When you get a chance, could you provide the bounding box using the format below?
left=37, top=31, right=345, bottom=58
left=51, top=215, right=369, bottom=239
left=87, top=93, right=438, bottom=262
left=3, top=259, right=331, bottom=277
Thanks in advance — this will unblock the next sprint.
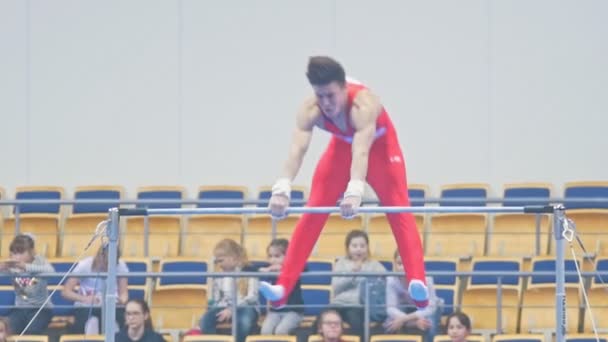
left=492, top=334, right=544, bottom=342
left=440, top=183, right=489, bottom=207
left=73, top=186, right=123, bottom=214
left=59, top=335, right=105, bottom=342
left=136, top=186, right=185, bottom=209
left=302, top=259, right=333, bottom=286
left=435, top=286, right=457, bottom=316
left=425, top=258, right=459, bottom=286
left=50, top=289, right=74, bottom=316
left=157, top=259, right=208, bottom=287
left=530, top=257, right=579, bottom=285
left=301, top=285, right=331, bottom=317
left=198, top=186, right=248, bottom=208
left=503, top=183, right=551, bottom=207
left=0, top=289, right=16, bottom=316
left=47, top=259, right=75, bottom=287
left=408, top=184, right=429, bottom=207
left=564, top=181, right=608, bottom=209
left=257, top=186, right=307, bottom=207
left=123, top=258, right=150, bottom=287
left=565, top=334, right=608, bottom=342
left=470, top=258, right=521, bottom=286
left=128, top=288, right=146, bottom=301
left=15, top=186, right=64, bottom=214
left=593, top=257, right=608, bottom=286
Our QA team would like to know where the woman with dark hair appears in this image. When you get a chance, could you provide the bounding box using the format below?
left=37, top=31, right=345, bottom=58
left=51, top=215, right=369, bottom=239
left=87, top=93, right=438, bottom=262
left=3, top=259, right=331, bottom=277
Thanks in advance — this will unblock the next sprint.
left=445, top=312, right=472, bottom=342
left=115, top=299, right=164, bottom=342
left=330, top=230, right=386, bottom=338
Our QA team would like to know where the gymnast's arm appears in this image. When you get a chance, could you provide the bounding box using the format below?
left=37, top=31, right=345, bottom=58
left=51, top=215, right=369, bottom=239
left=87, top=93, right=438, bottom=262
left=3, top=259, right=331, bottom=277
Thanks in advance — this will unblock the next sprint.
left=278, top=98, right=319, bottom=181
left=349, top=89, right=382, bottom=182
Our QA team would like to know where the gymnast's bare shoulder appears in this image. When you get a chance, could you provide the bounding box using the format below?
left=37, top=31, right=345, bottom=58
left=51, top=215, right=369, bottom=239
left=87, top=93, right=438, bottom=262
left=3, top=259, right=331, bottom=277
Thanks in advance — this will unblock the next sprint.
left=294, top=96, right=322, bottom=132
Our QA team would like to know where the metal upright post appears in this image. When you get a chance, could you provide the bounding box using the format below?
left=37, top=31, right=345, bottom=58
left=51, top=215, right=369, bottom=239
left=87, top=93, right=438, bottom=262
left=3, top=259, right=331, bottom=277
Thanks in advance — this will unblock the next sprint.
left=496, top=276, right=503, bottom=333
left=231, top=277, right=238, bottom=337
left=144, top=215, right=150, bottom=257
left=553, top=205, right=567, bottom=341
left=15, top=205, right=21, bottom=235
left=363, top=279, right=370, bottom=342
left=105, top=208, right=120, bottom=342
left=534, top=213, right=541, bottom=255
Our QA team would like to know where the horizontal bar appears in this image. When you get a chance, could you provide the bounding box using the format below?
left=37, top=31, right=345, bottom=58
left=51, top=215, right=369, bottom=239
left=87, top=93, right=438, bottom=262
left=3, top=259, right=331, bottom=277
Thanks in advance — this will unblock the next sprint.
left=9, top=270, right=604, bottom=278
left=132, top=206, right=531, bottom=216
left=0, top=199, right=307, bottom=205
left=1, top=197, right=608, bottom=205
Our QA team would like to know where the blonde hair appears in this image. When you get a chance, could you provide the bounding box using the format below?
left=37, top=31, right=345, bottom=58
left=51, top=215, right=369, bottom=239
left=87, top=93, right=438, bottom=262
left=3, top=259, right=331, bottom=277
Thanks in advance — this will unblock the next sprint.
left=214, top=238, right=249, bottom=297
left=92, top=243, right=122, bottom=272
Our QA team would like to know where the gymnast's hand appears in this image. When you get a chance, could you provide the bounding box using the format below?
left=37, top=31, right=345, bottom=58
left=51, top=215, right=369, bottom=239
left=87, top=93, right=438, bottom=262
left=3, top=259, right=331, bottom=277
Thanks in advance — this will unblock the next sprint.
left=269, top=193, right=289, bottom=219
left=340, top=195, right=361, bottom=219
left=341, top=180, right=364, bottom=219
left=269, top=178, right=291, bottom=219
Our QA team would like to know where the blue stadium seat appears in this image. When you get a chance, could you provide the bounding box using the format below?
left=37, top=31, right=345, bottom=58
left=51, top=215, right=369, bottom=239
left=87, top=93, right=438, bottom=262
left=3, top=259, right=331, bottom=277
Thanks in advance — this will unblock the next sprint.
left=502, top=183, right=551, bottom=207
left=565, top=335, right=608, bottom=342
left=439, top=183, right=489, bottom=207
left=257, top=185, right=307, bottom=207
left=564, top=181, right=608, bottom=209
left=302, top=259, right=333, bottom=286
left=407, top=184, right=429, bottom=207
left=123, top=258, right=150, bottom=288
left=425, top=258, right=458, bottom=286
left=14, top=186, right=64, bottom=214
left=158, top=259, right=208, bottom=286
left=48, top=258, right=76, bottom=287
left=136, top=186, right=185, bottom=209
left=198, top=185, right=248, bottom=208
left=72, top=186, right=123, bottom=214
left=492, top=336, right=544, bottom=342
left=50, top=289, right=74, bottom=316
left=301, top=285, right=331, bottom=318
left=0, top=288, right=15, bottom=316
left=461, top=257, right=523, bottom=333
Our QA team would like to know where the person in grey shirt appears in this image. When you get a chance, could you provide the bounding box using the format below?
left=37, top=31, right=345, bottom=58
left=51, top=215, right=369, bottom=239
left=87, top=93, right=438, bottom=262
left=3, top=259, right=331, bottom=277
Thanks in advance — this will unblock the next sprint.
left=330, top=230, right=386, bottom=339
left=0, top=234, right=54, bottom=335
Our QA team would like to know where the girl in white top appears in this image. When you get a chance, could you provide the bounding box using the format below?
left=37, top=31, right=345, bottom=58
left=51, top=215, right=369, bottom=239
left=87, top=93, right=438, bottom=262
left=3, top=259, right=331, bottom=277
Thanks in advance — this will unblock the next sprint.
left=62, top=244, right=129, bottom=334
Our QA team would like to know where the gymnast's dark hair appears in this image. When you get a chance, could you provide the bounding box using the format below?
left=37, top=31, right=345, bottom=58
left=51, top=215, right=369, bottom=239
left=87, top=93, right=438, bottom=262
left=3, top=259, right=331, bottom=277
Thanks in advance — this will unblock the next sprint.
left=306, top=56, right=346, bottom=86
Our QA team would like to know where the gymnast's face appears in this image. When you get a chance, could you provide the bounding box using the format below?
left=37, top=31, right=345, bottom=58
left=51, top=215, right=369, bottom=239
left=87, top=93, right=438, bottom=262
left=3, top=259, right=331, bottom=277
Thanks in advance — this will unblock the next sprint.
left=312, top=81, right=348, bottom=119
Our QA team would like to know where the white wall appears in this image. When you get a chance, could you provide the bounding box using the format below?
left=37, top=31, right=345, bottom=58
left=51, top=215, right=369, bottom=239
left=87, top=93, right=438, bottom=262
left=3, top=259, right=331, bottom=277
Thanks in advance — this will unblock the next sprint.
left=1, top=0, right=607, bottom=199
